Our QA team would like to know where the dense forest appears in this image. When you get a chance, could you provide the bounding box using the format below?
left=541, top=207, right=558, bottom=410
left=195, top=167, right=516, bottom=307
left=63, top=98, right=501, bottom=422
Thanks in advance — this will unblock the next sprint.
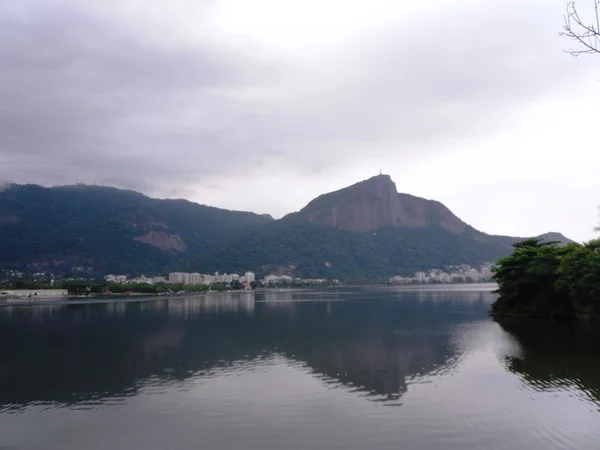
left=0, top=184, right=272, bottom=275
left=193, top=220, right=513, bottom=280
left=491, top=238, right=600, bottom=320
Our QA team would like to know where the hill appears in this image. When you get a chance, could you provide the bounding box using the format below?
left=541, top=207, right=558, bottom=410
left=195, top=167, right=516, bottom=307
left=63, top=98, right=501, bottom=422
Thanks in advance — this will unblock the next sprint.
left=0, top=184, right=273, bottom=275
left=0, top=177, right=573, bottom=280
left=192, top=220, right=514, bottom=281
left=191, top=175, right=573, bottom=279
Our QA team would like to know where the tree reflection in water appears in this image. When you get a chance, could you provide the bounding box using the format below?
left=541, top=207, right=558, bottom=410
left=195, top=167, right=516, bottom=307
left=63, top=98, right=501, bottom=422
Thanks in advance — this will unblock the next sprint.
left=498, top=319, right=600, bottom=409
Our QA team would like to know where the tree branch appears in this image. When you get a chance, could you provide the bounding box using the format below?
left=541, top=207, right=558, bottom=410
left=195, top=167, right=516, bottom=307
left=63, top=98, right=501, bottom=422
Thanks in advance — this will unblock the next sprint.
left=560, top=1, right=600, bottom=56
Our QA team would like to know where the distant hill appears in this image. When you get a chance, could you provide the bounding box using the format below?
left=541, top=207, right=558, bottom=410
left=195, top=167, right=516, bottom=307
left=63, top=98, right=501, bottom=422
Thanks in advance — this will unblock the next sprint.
left=504, top=231, right=576, bottom=246
left=192, top=175, right=574, bottom=279
left=0, top=178, right=574, bottom=279
left=192, top=220, right=513, bottom=281
left=0, top=184, right=273, bottom=275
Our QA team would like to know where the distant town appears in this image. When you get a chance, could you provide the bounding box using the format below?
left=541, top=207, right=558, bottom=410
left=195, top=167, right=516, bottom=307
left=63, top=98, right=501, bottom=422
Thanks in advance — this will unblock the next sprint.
left=389, top=263, right=495, bottom=285
left=104, top=271, right=331, bottom=288
left=1, top=263, right=495, bottom=291
left=104, top=262, right=495, bottom=287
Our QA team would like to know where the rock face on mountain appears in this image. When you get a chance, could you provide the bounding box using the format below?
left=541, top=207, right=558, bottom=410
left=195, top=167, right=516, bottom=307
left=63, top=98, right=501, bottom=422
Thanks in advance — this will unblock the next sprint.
left=293, top=174, right=468, bottom=234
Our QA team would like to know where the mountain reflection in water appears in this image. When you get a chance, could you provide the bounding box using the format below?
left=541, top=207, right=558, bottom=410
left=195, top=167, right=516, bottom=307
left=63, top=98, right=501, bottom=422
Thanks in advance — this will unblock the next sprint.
left=0, top=288, right=490, bottom=409
left=1, top=286, right=600, bottom=450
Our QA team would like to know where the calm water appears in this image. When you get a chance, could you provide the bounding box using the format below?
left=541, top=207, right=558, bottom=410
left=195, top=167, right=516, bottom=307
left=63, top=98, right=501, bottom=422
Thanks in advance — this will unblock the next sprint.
left=1, top=285, right=600, bottom=450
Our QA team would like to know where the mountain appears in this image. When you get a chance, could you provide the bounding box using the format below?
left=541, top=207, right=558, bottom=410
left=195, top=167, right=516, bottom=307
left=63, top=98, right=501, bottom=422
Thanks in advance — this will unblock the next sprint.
left=0, top=184, right=273, bottom=275
left=288, top=174, right=469, bottom=234
left=288, top=175, right=576, bottom=246
left=510, top=232, right=575, bottom=246
left=0, top=177, right=574, bottom=280
left=192, top=175, right=573, bottom=279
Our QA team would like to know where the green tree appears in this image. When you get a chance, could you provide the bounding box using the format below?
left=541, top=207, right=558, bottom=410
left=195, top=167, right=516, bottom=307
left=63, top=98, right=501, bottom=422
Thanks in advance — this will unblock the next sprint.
left=209, top=282, right=226, bottom=292
left=555, top=239, right=600, bottom=318
left=491, top=239, right=574, bottom=319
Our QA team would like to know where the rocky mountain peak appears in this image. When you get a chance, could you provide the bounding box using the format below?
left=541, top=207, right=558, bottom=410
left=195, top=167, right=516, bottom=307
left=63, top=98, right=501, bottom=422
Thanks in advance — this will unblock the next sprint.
left=295, top=174, right=469, bottom=234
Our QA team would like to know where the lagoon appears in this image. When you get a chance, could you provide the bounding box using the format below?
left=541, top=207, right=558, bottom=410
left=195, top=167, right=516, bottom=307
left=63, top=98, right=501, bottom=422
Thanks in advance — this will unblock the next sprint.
left=1, top=285, right=599, bottom=450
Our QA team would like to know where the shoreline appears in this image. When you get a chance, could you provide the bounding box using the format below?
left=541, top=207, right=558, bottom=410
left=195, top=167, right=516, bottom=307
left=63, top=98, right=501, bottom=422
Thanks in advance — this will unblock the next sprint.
left=0, top=283, right=499, bottom=308
left=0, top=294, right=187, bottom=308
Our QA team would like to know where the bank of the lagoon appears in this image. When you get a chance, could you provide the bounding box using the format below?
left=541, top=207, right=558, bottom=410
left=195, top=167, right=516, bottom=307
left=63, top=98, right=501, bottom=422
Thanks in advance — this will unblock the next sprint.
left=0, top=283, right=499, bottom=308
left=0, top=289, right=68, bottom=299
left=2, top=285, right=599, bottom=450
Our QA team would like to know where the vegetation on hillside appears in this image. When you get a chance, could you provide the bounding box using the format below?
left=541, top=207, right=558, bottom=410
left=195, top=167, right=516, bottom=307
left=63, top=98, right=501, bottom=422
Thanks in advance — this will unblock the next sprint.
left=193, top=219, right=512, bottom=281
left=0, top=184, right=272, bottom=275
left=491, top=238, right=600, bottom=319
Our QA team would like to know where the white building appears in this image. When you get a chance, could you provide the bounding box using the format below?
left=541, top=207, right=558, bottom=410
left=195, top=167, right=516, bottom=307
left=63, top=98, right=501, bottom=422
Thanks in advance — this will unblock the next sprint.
left=451, top=273, right=466, bottom=283
left=435, top=273, right=451, bottom=283
left=390, top=276, right=411, bottom=284
left=128, top=275, right=154, bottom=284
left=263, top=275, right=292, bottom=284
left=245, top=272, right=256, bottom=283
left=168, top=272, right=185, bottom=284
left=105, top=274, right=127, bottom=283
left=263, top=275, right=276, bottom=284
left=480, top=265, right=493, bottom=280
left=414, top=272, right=426, bottom=282
left=464, top=269, right=480, bottom=282
left=187, top=273, right=201, bottom=285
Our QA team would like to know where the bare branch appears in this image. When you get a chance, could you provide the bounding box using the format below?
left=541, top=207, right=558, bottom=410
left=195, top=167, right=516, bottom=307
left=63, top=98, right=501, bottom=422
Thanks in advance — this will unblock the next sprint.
left=560, top=1, right=600, bottom=56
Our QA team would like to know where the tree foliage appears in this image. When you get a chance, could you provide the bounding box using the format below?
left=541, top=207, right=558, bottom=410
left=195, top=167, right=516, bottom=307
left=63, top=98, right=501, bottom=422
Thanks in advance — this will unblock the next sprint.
left=491, top=238, right=600, bottom=319
left=193, top=219, right=513, bottom=281
left=555, top=240, right=600, bottom=317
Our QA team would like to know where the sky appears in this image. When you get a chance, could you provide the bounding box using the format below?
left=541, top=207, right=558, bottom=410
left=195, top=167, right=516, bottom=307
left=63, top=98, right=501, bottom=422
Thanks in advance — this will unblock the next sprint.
left=1, top=0, right=599, bottom=242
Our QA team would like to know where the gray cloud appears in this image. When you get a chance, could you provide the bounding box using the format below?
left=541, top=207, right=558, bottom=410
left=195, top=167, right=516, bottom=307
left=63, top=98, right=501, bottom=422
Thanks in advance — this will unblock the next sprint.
left=264, top=2, right=585, bottom=158
left=0, top=0, right=284, bottom=192
left=0, top=0, right=595, bottom=197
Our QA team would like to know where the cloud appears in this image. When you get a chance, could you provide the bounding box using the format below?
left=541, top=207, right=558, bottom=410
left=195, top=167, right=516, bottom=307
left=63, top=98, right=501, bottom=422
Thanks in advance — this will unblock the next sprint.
left=0, top=0, right=285, bottom=191
left=254, top=0, right=588, bottom=162
left=0, top=0, right=598, bottom=237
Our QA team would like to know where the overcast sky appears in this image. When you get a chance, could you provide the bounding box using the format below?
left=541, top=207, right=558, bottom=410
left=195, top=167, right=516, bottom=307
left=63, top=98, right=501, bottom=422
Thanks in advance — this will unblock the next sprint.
left=1, top=0, right=599, bottom=242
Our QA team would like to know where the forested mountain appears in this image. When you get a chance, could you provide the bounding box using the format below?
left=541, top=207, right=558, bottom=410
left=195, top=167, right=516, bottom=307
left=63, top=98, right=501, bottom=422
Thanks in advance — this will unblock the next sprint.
left=191, top=175, right=573, bottom=279
left=0, top=177, right=573, bottom=279
left=192, top=220, right=514, bottom=280
left=0, top=184, right=273, bottom=275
